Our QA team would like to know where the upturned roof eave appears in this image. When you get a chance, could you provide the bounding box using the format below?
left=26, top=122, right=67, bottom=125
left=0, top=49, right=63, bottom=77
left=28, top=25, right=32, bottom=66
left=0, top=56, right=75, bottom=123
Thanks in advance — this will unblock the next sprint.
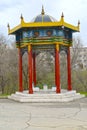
left=8, top=17, right=80, bottom=34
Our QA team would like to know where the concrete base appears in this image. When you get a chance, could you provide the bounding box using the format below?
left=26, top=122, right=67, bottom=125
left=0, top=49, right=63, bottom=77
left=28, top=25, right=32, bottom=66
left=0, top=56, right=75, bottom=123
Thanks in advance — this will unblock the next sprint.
left=8, top=89, right=85, bottom=103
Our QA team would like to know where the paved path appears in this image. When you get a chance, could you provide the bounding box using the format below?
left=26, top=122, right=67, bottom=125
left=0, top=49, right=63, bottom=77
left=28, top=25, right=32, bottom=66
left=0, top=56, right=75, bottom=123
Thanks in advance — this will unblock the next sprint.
left=0, top=98, right=87, bottom=130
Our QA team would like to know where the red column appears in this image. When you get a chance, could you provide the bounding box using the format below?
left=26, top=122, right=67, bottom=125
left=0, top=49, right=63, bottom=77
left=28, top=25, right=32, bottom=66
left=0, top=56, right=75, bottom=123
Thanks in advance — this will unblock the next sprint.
left=28, top=45, right=33, bottom=94
left=67, top=47, right=72, bottom=91
left=55, top=44, right=61, bottom=93
left=18, top=48, right=23, bottom=92
left=33, top=53, right=36, bottom=86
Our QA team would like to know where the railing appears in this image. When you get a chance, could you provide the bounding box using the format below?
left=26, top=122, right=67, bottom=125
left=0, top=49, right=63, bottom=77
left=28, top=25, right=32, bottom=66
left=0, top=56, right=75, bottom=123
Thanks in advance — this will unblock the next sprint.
left=16, top=37, right=72, bottom=47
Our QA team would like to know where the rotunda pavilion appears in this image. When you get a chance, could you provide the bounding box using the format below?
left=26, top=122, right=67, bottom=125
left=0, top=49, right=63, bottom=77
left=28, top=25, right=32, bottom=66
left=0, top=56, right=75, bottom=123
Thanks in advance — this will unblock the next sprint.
left=8, top=6, right=80, bottom=94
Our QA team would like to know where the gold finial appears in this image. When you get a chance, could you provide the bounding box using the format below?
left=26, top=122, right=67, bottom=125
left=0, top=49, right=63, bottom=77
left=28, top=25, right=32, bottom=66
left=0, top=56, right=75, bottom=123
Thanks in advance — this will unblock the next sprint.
left=78, top=20, right=80, bottom=32
left=20, top=14, right=24, bottom=24
left=41, top=5, right=45, bottom=15
left=7, top=23, right=10, bottom=33
left=7, top=23, right=10, bottom=28
left=20, top=14, right=23, bottom=19
left=61, top=12, right=64, bottom=18
left=60, top=12, right=64, bottom=26
left=78, top=20, right=80, bottom=25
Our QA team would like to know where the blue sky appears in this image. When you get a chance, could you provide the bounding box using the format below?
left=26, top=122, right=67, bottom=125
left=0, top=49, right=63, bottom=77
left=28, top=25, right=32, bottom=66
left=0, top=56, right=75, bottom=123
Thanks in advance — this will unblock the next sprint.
left=0, top=0, right=87, bottom=46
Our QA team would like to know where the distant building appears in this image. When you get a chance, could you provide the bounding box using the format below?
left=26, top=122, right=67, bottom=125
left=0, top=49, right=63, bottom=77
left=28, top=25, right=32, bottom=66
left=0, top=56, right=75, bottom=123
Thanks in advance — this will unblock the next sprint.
left=71, top=47, right=87, bottom=70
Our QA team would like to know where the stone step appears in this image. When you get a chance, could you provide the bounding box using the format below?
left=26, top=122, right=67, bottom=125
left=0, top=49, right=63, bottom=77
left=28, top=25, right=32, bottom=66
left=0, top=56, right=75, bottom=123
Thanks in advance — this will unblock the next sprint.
left=8, top=90, right=85, bottom=103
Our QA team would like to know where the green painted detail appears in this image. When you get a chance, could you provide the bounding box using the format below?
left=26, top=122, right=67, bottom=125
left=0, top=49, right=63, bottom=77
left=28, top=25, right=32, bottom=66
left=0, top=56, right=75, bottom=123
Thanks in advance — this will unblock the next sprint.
left=17, top=37, right=72, bottom=47
left=32, top=39, right=54, bottom=43
left=64, top=40, right=69, bottom=44
left=16, top=42, right=20, bottom=47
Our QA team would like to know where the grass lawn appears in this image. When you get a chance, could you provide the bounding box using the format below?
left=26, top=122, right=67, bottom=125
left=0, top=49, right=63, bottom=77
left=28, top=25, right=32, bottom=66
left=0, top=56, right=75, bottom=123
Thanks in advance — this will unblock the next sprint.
left=80, top=92, right=87, bottom=96
left=0, top=94, right=9, bottom=98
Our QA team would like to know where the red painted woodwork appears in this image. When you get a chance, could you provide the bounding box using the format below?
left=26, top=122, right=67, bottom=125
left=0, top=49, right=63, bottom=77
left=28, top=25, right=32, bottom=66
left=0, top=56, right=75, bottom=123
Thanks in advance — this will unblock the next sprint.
left=33, top=53, right=36, bottom=86
left=19, top=48, right=23, bottom=92
left=67, top=47, right=72, bottom=91
left=28, top=45, right=33, bottom=94
left=55, top=44, right=61, bottom=93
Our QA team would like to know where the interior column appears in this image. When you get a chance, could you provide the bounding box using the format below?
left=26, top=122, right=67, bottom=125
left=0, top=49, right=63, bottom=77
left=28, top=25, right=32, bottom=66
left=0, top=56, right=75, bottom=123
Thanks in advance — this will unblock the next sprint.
left=18, top=48, right=23, bottom=92
left=33, top=53, right=36, bottom=86
left=67, top=47, right=72, bottom=91
left=28, top=44, right=33, bottom=94
left=55, top=44, right=61, bottom=93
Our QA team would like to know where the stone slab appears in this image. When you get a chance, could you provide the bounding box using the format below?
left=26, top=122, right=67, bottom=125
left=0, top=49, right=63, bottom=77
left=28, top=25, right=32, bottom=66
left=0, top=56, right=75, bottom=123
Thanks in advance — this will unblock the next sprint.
left=8, top=89, right=85, bottom=103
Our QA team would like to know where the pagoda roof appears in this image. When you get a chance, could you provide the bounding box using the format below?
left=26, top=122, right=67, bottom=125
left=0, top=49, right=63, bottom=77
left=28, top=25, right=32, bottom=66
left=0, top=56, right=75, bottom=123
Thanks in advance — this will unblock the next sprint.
left=8, top=8, right=80, bottom=34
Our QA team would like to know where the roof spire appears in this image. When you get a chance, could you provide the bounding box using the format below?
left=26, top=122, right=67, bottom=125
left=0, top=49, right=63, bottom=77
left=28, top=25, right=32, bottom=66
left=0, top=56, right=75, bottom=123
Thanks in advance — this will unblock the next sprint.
left=41, top=5, right=45, bottom=15
left=60, top=12, right=64, bottom=25
left=78, top=20, right=80, bottom=32
left=20, top=14, right=25, bottom=24
left=61, top=12, right=64, bottom=18
left=7, top=23, right=10, bottom=28
left=7, top=23, right=10, bottom=33
left=78, top=20, right=80, bottom=25
left=20, top=14, right=23, bottom=20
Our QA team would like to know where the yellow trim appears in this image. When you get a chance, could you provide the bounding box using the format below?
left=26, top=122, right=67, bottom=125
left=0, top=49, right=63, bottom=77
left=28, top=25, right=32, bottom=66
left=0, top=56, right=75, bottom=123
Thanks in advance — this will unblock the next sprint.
left=60, top=15, right=64, bottom=26
left=21, top=17, right=25, bottom=24
left=56, top=44, right=59, bottom=51
left=28, top=44, right=31, bottom=52
left=8, top=19, right=79, bottom=34
left=55, top=42, right=72, bottom=46
left=78, top=24, right=80, bottom=32
left=32, top=42, right=55, bottom=45
left=19, top=44, right=28, bottom=48
left=19, top=41, right=71, bottom=48
left=8, top=24, right=22, bottom=34
left=63, top=22, right=79, bottom=31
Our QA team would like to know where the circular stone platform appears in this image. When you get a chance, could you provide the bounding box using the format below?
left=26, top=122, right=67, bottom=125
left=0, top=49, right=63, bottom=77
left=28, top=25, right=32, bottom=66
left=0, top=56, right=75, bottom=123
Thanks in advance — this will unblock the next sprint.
left=8, top=89, right=85, bottom=103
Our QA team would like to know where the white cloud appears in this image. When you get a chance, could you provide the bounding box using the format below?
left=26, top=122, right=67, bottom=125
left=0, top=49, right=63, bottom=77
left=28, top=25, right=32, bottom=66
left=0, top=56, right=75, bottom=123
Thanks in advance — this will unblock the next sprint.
left=0, top=0, right=21, bottom=11
left=0, top=0, right=87, bottom=46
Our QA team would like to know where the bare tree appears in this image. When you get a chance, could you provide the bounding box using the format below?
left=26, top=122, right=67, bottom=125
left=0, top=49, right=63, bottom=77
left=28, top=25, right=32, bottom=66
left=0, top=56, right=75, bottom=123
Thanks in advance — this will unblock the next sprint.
left=0, top=34, right=9, bottom=94
left=71, top=37, right=87, bottom=92
left=22, top=52, right=28, bottom=90
left=60, top=51, right=67, bottom=89
left=0, top=34, right=18, bottom=94
left=0, top=33, right=87, bottom=94
left=71, top=37, right=83, bottom=69
left=36, top=51, right=55, bottom=88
